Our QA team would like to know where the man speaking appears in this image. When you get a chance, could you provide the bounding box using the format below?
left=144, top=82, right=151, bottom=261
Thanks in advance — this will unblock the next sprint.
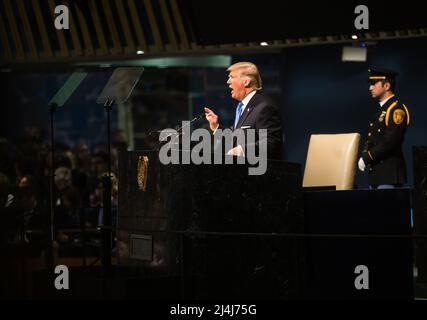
left=204, top=62, right=283, bottom=160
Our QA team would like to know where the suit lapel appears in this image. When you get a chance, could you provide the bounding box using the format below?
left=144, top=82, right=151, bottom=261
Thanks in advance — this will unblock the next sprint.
left=235, top=92, right=259, bottom=128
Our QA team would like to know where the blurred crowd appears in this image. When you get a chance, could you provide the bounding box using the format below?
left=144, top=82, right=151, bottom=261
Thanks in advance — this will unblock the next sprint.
left=0, top=126, right=127, bottom=248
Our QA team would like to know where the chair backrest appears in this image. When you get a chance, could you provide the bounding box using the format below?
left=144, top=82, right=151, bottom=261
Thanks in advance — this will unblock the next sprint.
left=303, top=133, right=360, bottom=190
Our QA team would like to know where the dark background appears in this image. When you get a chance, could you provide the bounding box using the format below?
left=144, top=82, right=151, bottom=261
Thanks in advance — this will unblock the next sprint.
left=180, top=0, right=427, bottom=44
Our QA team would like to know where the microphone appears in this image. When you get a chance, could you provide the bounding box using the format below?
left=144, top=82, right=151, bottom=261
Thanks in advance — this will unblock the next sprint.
left=192, top=112, right=206, bottom=121
left=149, top=112, right=206, bottom=137
left=176, top=112, right=205, bottom=133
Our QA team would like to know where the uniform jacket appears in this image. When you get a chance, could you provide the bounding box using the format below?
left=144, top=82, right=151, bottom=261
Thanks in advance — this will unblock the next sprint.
left=361, top=96, right=410, bottom=185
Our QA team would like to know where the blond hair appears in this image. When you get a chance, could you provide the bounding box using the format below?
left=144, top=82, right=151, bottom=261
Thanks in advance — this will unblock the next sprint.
left=227, top=62, right=263, bottom=90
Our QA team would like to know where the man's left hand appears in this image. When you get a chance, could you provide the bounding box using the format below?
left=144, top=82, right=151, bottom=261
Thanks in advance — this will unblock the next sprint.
left=227, top=145, right=245, bottom=157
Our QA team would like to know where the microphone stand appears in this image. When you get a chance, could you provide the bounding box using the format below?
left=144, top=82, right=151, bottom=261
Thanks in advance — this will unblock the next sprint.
left=46, top=103, right=57, bottom=271
left=44, top=72, right=87, bottom=292
left=101, top=99, right=114, bottom=277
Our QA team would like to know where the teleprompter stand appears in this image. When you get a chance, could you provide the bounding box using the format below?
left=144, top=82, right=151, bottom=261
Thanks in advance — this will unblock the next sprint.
left=96, top=67, right=144, bottom=275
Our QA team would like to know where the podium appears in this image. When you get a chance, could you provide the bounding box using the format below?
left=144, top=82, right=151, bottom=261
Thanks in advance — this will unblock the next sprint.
left=117, top=150, right=304, bottom=299
left=304, top=188, right=413, bottom=299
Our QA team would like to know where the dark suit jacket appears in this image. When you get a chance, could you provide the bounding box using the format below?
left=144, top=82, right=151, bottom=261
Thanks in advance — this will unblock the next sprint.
left=215, top=91, right=284, bottom=160
left=361, top=96, right=410, bottom=185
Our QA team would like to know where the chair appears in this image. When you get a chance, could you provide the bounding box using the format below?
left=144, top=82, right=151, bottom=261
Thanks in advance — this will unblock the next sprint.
left=302, top=133, right=360, bottom=190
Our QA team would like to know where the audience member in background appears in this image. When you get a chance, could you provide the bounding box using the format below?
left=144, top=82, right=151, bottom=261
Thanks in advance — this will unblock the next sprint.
left=0, top=137, right=17, bottom=182
left=90, top=172, right=118, bottom=227
left=91, top=151, right=110, bottom=179
left=72, top=143, right=92, bottom=208
left=13, top=185, right=42, bottom=244
left=0, top=172, right=15, bottom=244
left=0, top=172, right=14, bottom=209
left=112, top=129, right=129, bottom=168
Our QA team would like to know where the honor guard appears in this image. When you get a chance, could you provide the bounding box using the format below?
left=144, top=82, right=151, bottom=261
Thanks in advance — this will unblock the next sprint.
left=358, top=68, right=410, bottom=188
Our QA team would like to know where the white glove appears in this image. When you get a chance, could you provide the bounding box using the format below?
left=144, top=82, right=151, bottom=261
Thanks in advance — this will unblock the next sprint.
left=358, top=157, right=366, bottom=172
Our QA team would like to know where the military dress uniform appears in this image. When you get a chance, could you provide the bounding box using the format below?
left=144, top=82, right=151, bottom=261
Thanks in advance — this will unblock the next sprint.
left=361, top=95, right=410, bottom=186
